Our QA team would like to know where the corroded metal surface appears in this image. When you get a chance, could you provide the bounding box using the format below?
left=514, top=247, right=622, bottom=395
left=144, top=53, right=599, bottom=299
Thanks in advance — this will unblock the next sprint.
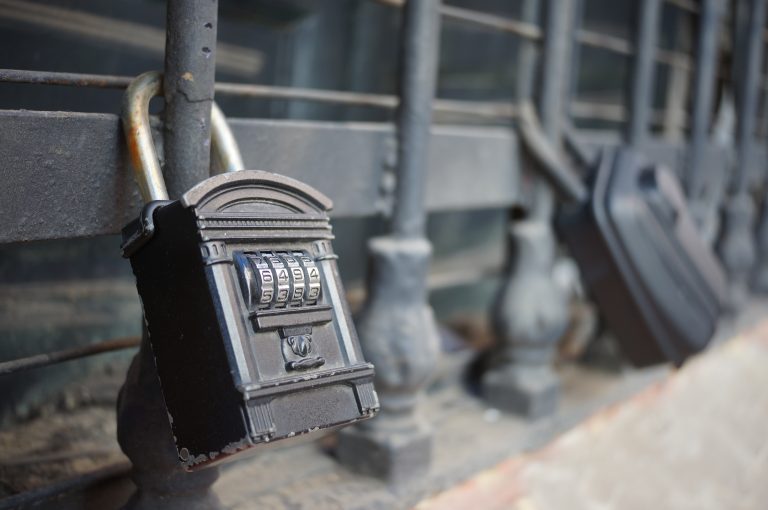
left=162, top=0, right=218, bottom=198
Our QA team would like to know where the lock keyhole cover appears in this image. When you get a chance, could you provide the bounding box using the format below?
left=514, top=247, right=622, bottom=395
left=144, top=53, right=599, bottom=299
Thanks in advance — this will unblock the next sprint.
left=287, top=335, right=313, bottom=357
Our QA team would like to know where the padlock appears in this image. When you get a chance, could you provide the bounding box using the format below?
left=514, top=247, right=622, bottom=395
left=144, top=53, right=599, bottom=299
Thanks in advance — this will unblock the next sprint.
left=514, top=101, right=726, bottom=367
left=120, top=72, right=379, bottom=470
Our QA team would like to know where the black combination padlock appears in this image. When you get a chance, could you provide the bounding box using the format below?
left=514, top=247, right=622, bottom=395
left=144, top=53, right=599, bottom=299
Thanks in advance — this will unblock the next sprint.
left=120, top=72, right=378, bottom=470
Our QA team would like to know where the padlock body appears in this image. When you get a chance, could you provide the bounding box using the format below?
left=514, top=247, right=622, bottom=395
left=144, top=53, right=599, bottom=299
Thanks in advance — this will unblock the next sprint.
left=121, top=171, right=378, bottom=470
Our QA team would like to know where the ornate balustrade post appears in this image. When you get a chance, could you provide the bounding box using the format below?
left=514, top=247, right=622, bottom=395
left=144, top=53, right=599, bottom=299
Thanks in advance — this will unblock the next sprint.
left=117, top=1, right=222, bottom=508
left=482, top=0, right=573, bottom=418
left=717, top=0, right=765, bottom=307
left=337, top=0, right=441, bottom=489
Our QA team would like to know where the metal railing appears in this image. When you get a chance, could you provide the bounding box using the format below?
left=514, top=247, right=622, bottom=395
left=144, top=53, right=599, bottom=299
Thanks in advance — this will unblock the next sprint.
left=2, top=0, right=768, bottom=505
left=0, top=0, right=757, bottom=414
left=0, top=0, right=757, bottom=421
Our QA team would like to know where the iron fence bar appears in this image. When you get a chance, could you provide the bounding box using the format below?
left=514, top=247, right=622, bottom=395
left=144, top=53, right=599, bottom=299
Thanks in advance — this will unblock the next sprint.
left=482, top=0, right=575, bottom=419
left=576, top=28, right=633, bottom=55
left=3, top=65, right=698, bottom=129
left=0, top=461, right=132, bottom=510
left=439, top=4, right=542, bottom=40
left=734, top=0, right=765, bottom=193
left=373, top=0, right=542, bottom=40
left=390, top=1, right=439, bottom=239
left=656, top=48, right=694, bottom=71
left=567, top=0, right=586, bottom=115
left=570, top=100, right=687, bottom=126
left=515, top=0, right=540, bottom=102
left=0, top=336, right=141, bottom=376
left=214, top=81, right=398, bottom=107
left=666, top=0, right=701, bottom=13
left=755, top=16, right=768, bottom=288
left=659, top=5, right=691, bottom=137
left=687, top=0, right=724, bottom=197
left=539, top=0, right=570, bottom=138
left=576, top=29, right=692, bottom=71
left=628, top=0, right=662, bottom=145
left=716, top=0, right=766, bottom=309
left=0, top=69, right=132, bottom=88
left=570, top=102, right=626, bottom=121
left=162, top=0, right=218, bottom=196
left=115, top=2, right=225, bottom=507
left=0, top=69, right=518, bottom=119
left=336, top=0, right=443, bottom=483
left=434, top=98, right=517, bottom=118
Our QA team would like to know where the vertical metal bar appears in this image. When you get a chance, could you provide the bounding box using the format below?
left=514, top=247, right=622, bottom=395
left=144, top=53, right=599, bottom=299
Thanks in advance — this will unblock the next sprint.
left=539, top=0, right=572, bottom=138
left=117, top=2, right=224, bottom=508
left=628, top=0, right=662, bottom=146
left=717, top=0, right=765, bottom=308
left=163, top=0, right=219, bottom=198
left=515, top=0, right=540, bottom=102
left=734, top=0, right=765, bottom=193
left=336, top=0, right=442, bottom=485
left=566, top=0, right=585, bottom=116
left=389, top=0, right=441, bottom=239
left=661, top=9, right=691, bottom=140
left=687, top=0, right=723, bottom=196
left=483, top=0, right=572, bottom=419
left=533, top=0, right=574, bottom=220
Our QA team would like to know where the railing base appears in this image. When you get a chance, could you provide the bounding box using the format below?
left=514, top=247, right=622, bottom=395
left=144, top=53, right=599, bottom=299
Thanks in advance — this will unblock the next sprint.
left=337, top=419, right=432, bottom=490
left=482, top=363, right=560, bottom=419
left=117, top=328, right=222, bottom=510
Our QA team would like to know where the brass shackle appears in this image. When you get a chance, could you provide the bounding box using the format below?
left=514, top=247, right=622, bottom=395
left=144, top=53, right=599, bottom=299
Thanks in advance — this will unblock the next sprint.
left=121, top=71, right=244, bottom=203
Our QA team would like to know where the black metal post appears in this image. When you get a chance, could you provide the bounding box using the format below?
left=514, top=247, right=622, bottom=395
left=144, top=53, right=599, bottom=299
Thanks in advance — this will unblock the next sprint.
left=117, top=1, right=222, bottom=508
left=389, top=0, right=439, bottom=239
left=754, top=187, right=768, bottom=291
left=686, top=0, right=725, bottom=244
left=163, top=0, right=218, bottom=196
left=539, top=0, right=569, bottom=140
left=515, top=0, right=540, bottom=104
left=749, top=0, right=768, bottom=293
left=482, top=0, right=572, bottom=419
left=717, top=0, right=765, bottom=307
left=567, top=0, right=585, bottom=108
left=337, top=0, right=441, bottom=489
left=755, top=111, right=768, bottom=291
left=628, top=0, right=661, bottom=146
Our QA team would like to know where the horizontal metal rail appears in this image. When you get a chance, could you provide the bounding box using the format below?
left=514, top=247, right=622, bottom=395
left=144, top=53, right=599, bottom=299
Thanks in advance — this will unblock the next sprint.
left=1, top=67, right=695, bottom=121
left=571, top=101, right=627, bottom=122
left=570, top=100, right=688, bottom=127
left=665, top=0, right=700, bottom=13
left=0, top=461, right=131, bottom=510
left=0, top=110, right=521, bottom=242
left=375, top=0, right=699, bottom=41
left=0, top=0, right=262, bottom=77
left=0, top=69, right=516, bottom=119
left=0, top=69, right=131, bottom=88
left=0, top=109, right=722, bottom=245
left=0, top=336, right=140, bottom=376
left=576, top=30, right=693, bottom=71
left=373, top=0, right=542, bottom=40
